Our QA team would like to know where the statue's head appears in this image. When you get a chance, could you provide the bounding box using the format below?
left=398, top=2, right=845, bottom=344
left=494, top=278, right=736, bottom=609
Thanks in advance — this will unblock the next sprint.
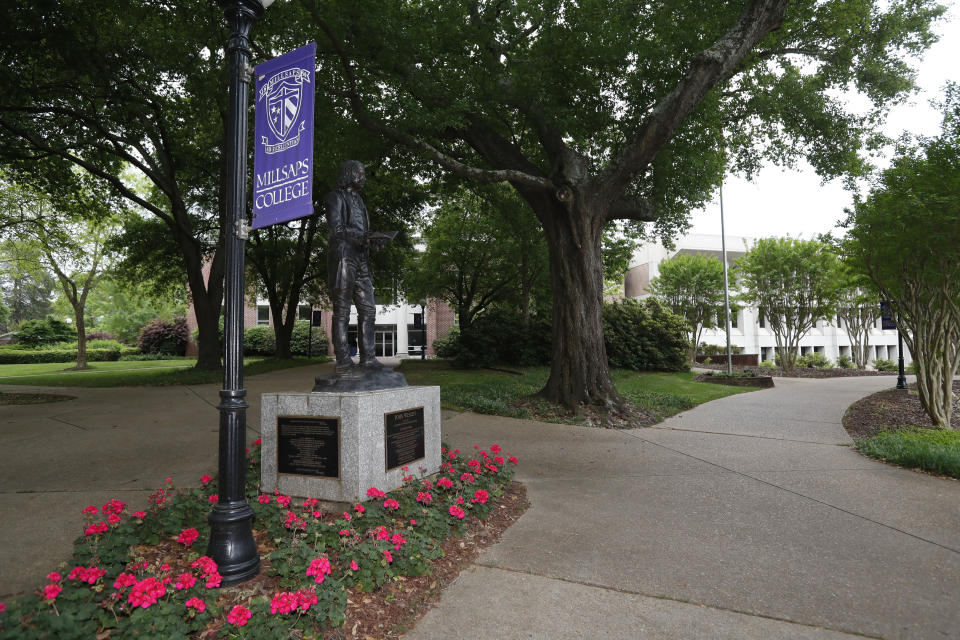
left=336, top=160, right=365, bottom=190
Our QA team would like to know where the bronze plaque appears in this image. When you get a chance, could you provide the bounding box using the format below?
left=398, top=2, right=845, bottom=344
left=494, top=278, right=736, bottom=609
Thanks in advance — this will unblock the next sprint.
left=277, top=415, right=339, bottom=478
left=384, top=407, right=425, bottom=471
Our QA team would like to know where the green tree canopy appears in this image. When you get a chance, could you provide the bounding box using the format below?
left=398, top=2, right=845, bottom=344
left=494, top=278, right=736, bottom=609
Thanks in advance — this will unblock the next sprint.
left=843, top=87, right=960, bottom=428
left=289, top=0, right=943, bottom=407
left=736, top=237, right=841, bottom=372
left=650, top=253, right=731, bottom=355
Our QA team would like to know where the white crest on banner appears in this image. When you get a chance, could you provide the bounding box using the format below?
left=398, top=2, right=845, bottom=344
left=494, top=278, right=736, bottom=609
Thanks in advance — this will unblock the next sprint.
left=258, top=67, right=311, bottom=155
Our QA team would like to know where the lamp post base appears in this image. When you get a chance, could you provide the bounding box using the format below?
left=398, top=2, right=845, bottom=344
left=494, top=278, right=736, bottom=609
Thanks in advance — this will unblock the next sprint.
left=207, top=500, right=259, bottom=585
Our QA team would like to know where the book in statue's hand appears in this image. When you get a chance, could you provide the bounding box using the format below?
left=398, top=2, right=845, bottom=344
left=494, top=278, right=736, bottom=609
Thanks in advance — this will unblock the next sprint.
left=366, top=230, right=398, bottom=242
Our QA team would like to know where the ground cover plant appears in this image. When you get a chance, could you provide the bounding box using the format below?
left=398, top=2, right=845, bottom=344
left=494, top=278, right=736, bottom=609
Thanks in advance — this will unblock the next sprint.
left=0, top=441, right=521, bottom=639
left=398, top=360, right=755, bottom=428
left=0, top=357, right=328, bottom=388
left=843, top=381, right=960, bottom=479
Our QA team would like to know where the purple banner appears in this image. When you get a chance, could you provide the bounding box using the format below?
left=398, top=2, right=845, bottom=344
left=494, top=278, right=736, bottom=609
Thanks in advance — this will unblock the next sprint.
left=252, top=42, right=316, bottom=230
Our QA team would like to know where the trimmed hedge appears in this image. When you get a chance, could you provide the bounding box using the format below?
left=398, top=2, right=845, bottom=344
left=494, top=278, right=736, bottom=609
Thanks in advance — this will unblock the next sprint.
left=15, top=317, right=75, bottom=347
left=244, top=325, right=277, bottom=355
left=603, top=298, right=690, bottom=372
left=290, top=320, right=328, bottom=356
left=0, top=347, right=139, bottom=364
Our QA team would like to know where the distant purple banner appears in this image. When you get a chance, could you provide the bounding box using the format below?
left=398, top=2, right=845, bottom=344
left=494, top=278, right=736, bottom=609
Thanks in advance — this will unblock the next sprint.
left=252, top=42, right=316, bottom=230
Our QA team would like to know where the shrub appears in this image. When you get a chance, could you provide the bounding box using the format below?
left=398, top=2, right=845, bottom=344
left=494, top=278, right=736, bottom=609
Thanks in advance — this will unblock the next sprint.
left=137, top=317, right=189, bottom=355
left=432, top=326, right=460, bottom=359
left=86, top=331, right=118, bottom=342
left=0, top=348, right=123, bottom=364
left=444, top=309, right=552, bottom=369
left=15, top=317, right=75, bottom=347
left=118, top=352, right=182, bottom=361
left=603, top=298, right=689, bottom=372
left=872, top=358, right=897, bottom=371
left=290, top=320, right=328, bottom=356
left=836, top=354, right=854, bottom=369
left=244, top=325, right=276, bottom=356
left=697, top=343, right=744, bottom=356
left=796, top=352, right=833, bottom=368
left=759, top=360, right=777, bottom=370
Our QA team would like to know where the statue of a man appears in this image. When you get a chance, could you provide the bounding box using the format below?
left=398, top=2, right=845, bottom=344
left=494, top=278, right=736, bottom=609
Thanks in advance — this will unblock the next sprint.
left=325, top=160, right=386, bottom=374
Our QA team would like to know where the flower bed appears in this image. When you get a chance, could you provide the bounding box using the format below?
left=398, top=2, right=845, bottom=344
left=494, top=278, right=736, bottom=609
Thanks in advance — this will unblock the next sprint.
left=0, top=441, right=521, bottom=639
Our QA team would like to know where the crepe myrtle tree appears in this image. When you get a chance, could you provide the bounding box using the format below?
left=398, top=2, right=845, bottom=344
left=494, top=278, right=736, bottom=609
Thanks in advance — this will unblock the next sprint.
left=736, top=237, right=842, bottom=373
left=844, top=89, right=960, bottom=428
left=834, top=267, right=881, bottom=370
left=650, top=253, right=731, bottom=358
left=287, top=0, right=942, bottom=408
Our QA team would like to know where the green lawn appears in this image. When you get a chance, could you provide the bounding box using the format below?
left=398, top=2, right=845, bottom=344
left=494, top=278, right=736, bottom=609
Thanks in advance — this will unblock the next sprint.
left=858, top=427, right=960, bottom=479
left=0, top=357, right=329, bottom=387
left=397, top=360, right=755, bottom=425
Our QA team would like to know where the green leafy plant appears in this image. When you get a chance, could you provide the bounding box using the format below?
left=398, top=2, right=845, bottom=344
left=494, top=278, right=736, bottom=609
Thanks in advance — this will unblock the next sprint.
left=14, top=316, right=74, bottom=347
left=872, top=358, right=897, bottom=372
left=289, top=320, right=328, bottom=357
left=759, top=360, right=777, bottom=371
left=836, top=354, right=855, bottom=369
left=796, top=352, right=833, bottom=369
left=243, top=325, right=276, bottom=356
left=136, top=317, right=188, bottom=355
left=603, top=298, right=690, bottom=372
left=858, top=428, right=960, bottom=478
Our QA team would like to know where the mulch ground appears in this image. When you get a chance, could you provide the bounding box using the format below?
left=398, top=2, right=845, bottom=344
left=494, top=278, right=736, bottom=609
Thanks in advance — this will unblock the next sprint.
left=698, top=363, right=898, bottom=378
left=0, top=391, right=76, bottom=405
left=510, top=395, right=657, bottom=430
left=842, top=381, right=960, bottom=439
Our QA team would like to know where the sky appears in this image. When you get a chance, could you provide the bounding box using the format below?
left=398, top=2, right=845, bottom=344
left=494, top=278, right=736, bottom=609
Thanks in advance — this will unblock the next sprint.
left=685, top=1, right=959, bottom=241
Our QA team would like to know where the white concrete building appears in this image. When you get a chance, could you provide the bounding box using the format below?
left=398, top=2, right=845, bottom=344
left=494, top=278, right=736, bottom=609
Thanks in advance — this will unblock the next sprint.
left=624, top=234, right=911, bottom=366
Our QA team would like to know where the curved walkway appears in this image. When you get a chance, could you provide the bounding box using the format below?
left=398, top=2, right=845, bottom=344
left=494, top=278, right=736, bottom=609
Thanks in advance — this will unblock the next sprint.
left=409, top=376, right=960, bottom=640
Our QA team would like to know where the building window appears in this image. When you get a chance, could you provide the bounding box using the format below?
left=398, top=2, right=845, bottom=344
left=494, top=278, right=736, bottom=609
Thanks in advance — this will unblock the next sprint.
left=836, top=314, right=843, bottom=328
left=298, top=304, right=311, bottom=321
left=758, top=309, right=765, bottom=329
left=257, top=305, right=270, bottom=326
left=729, top=310, right=738, bottom=329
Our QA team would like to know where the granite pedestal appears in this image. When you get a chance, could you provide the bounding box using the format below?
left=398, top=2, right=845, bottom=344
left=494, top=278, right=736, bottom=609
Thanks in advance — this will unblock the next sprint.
left=261, top=386, right=441, bottom=503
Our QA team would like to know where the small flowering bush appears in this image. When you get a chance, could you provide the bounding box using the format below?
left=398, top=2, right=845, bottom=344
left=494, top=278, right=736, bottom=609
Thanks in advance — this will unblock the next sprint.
left=0, top=441, right=518, bottom=639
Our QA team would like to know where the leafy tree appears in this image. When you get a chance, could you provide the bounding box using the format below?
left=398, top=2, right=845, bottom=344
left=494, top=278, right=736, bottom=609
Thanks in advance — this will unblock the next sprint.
left=0, top=0, right=243, bottom=370
left=405, top=186, right=547, bottom=331
left=80, top=277, right=186, bottom=345
left=0, top=177, right=117, bottom=369
left=736, top=237, right=841, bottom=372
left=650, top=253, right=731, bottom=356
left=833, top=267, right=880, bottom=370
left=0, top=240, right=55, bottom=327
left=843, top=89, right=960, bottom=428
left=295, top=0, right=943, bottom=408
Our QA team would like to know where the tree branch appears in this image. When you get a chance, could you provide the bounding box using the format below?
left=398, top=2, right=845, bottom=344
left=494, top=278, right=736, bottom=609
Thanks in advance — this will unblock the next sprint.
left=306, top=1, right=553, bottom=192
left=599, top=0, right=789, bottom=203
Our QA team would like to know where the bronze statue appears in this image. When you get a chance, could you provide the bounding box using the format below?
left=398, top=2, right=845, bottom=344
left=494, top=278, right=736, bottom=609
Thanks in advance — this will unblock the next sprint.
left=325, top=160, right=389, bottom=375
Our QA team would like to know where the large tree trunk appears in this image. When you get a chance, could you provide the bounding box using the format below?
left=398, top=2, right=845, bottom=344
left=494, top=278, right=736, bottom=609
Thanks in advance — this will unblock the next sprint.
left=72, top=302, right=88, bottom=371
left=535, top=197, right=619, bottom=410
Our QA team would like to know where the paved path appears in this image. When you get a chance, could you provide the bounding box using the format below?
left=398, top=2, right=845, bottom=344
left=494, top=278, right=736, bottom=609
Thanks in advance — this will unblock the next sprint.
left=409, top=376, right=960, bottom=640
left=3, top=370, right=959, bottom=639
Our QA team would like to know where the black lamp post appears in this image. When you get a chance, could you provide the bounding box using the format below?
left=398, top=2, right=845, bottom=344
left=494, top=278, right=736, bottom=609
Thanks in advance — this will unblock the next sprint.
left=207, top=0, right=272, bottom=586
left=419, top=300, right=427, bottom=360
left=896, top=323, right=908, bottom=390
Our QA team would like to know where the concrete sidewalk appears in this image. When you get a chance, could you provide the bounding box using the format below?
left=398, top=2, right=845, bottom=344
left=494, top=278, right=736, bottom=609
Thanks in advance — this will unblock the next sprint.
left=409, top=376, right=960, bottom=640
left=2, top=369, right=958, bottom=639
